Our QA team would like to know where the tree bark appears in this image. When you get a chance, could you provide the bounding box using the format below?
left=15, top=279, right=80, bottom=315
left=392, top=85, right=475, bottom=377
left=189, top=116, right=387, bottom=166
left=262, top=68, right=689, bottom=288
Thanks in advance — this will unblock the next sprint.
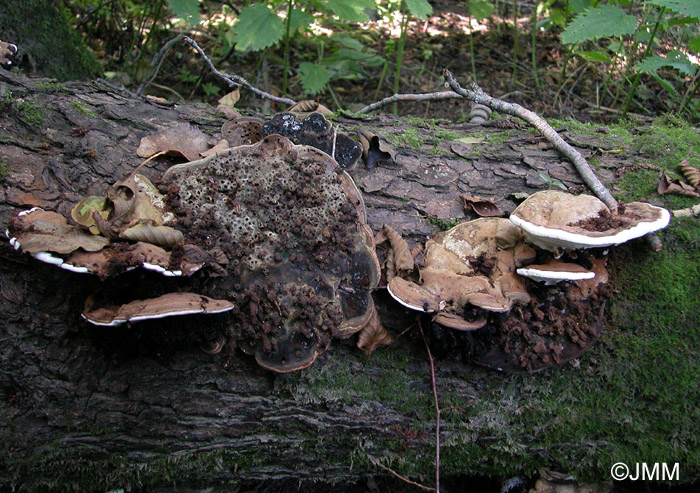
left=0, top=70, right=624, bottom=490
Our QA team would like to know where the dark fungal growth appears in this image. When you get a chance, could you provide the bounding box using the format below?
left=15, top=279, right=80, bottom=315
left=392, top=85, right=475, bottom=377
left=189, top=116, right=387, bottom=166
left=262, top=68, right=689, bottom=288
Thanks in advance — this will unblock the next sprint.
left=262, top=112, right=363, bottom=168
left=165, top=134, right=379, bottom=372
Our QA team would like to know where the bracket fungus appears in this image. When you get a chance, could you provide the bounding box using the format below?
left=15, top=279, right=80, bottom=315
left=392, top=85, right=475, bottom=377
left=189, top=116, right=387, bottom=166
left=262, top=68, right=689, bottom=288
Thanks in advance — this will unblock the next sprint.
left=387, top=218, right=534, bottom=331
left=509, top=190, right=671, bottom=254
left=8, top=131, right=379, bottom=372
left=262, top=112, right=363, bottom=168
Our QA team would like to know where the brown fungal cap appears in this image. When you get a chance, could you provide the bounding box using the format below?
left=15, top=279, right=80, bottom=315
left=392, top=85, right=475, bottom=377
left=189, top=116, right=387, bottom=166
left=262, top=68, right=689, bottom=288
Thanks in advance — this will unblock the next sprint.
left=165, top=134, right=379, bottom=372
left=82, top=292, right=235, bottom=327
left=386, top=218, right=532, bottom=325
left=510, top=190, right=671, bottom=252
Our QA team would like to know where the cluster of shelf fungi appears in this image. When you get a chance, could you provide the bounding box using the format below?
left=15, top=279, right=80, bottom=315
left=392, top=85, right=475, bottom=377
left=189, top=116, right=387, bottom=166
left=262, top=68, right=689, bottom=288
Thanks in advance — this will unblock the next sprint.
left=6, top=110, right=671, bottom=373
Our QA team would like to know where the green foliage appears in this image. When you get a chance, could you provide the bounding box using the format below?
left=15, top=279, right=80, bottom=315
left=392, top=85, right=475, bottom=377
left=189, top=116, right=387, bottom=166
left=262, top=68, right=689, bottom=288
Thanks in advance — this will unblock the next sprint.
left=165, top=0, right=201, bottom=25
left=467, top=0, right=494, bottom=21
left=405, top=0, right=433, bottom=20
left=325, top=0, right=376, bottom=22
left=230, top=4, right=285, bottom=52
left=646, top=0, right=700, bottom=18
left=561, top=5, right=638, bottom=44
left=298, top=62, right=332, bottom=94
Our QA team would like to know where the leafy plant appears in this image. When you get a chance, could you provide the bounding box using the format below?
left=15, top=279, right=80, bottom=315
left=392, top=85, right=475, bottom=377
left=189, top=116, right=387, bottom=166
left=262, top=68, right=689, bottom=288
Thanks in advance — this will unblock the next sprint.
left=560, top=0, right=700, bottom=118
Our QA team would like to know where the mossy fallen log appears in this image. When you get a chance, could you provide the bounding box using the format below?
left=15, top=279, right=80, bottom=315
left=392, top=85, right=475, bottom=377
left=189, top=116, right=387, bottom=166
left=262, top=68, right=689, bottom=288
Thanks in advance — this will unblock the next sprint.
left=1, top=69, right=698, bottom=491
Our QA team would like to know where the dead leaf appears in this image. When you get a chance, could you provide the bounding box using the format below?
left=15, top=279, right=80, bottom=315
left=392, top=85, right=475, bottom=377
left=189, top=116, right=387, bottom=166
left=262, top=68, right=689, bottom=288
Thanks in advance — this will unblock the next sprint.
left=136, top=123, right=210, bottom=162
left=71, top=195, right=110, bottom=234
left=679, top=159, right=700, bottom=187
left=357, top=129, right=397, bottom=168
left=357, top=306, right=392, bottom=355
left=286, top=100, right=333, bottom=115
left=120, top=223, right=184, bottom=247
left=9, top=208, right=110, bottom=254
left=375, top=224, right=414, bottom=282
left=658, top=171, right=700, bottom=197
left=218, top=88, right=240, bottom=108
left=460, top=194, right=504, bottom=217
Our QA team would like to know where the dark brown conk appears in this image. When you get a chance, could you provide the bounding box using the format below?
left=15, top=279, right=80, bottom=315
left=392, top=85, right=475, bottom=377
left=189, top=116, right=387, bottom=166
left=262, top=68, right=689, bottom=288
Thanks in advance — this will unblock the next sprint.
left=165, top=134, right=380, bottom=372
left=262, top=112, right=363, bottom=168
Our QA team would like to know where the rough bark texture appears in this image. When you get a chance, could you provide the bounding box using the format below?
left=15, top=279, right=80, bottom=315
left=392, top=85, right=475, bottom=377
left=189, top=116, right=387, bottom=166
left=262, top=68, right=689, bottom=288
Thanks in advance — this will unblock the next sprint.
left=0, top=70, right=629, bottom=491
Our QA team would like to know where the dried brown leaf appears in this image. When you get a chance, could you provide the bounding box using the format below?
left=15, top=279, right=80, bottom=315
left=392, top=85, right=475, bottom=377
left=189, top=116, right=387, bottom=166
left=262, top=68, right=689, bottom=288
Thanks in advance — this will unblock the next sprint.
left=119, top=223, right=184, bottom=247
left=286, top=100, right=333, bottom=115
left=136, top=123, right=210, bottom=162
left=218, top=88, right=240, bottom=108
left=381, top=224, right=414, bottom=275
left=460, top=194, right=504, bottom=217
left=9, top=208, right=109, bottom=254
left=357, top=305, right=392, bottom=355
left=679, top=160, right=700, bottom=187
left=658, top=171, right=700, bottom=197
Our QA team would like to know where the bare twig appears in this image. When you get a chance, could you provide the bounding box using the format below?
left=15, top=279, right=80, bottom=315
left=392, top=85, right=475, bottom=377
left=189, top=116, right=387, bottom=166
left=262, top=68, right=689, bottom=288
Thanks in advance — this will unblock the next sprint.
left=136, top=34, right=186, bottom=97
left=672, top=203, right=700, bottom=218
left=444, top=69, right=618, bottom=210
left=356, top=91, right=463, bottom=114
left=371, top=459, right=436, bottom=491
left=181, top=36, right=296, bottom=106
left=419, top=319, right=441, bottom=493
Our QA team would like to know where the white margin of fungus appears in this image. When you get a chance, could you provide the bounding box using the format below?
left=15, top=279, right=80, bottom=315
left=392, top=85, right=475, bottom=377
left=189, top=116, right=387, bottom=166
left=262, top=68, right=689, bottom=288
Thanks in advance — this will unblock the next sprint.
left=516, top=266, right=595, bottom=284
left=386, top=281, right=434, bottom=312
left=509, top=205, right=671, bottom=251
left=82, top=303, right=235, bottom=327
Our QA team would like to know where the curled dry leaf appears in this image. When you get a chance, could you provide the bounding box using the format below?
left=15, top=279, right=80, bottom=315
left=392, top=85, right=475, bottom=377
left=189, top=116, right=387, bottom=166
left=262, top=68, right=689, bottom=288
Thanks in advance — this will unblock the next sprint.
left=119, top=223, right=185, bottom=248
left=8, top=208, right=109, bottom=254
left=375, top=224, right=414, bottom=281
left=679, top=160, right=700, bottom=187
left=286, top=100, right=333, bottom=115
left=460, top=194, right=503, bottom=217
left=357, top=129, right=397, bottom=169
left=658, top=171, right=700, bottom=198
left=136, top=123, right=210, bottom=162
left=218, top=88, right=240, bottom=108
left=71, top=195, right=110, bottom=234
left=357, top=305, right=392, bottom=356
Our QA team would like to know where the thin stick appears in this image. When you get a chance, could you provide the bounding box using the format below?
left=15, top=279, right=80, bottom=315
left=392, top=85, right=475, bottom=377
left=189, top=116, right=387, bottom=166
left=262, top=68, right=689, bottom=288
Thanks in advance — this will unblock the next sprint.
left=356, top=91, right=463, bottom=114
left=372, top=460, right=436, bottom=491
left=182, top=36, right=296, bottom=106
left=419, top=319, right=441, bottom=493
left=444, top=69, right=618, bottom=210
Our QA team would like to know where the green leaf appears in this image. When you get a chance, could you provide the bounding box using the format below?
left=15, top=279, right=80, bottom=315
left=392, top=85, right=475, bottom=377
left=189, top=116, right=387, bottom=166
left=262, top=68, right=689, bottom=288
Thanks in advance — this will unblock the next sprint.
left=288, top=8, right=313, bottom=33
left=549, top=8, right=567, bottom=27
left=298, top=62, right=332, bottom=94
left=635, top=51, right=696, bottom=76
left=333, top=35, right=365, bottom=51
left=576, top=51, right=612, bottom=63
left=646, top=0, right=700, bottom=19
left=166, top=0, right=200, bottom=25
left=467, top=0, right=494, bottom=22
left=561, top=5, right=639, bottom=44
left=323, top=0, right=376, bottom=22
left=689, top=35, right=700, bottom=54
left=570, top=0, right=593, bottom=14
left=231, top=4, right=285, bottom=51
left=405, top=0, right=432, bottom=19
left=649, top=72, right=678, bottom=96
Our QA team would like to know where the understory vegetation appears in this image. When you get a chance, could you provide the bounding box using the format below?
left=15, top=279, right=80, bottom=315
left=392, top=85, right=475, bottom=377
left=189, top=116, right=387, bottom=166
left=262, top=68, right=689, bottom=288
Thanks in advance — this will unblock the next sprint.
left=41, top=0, right=700, bottom=121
